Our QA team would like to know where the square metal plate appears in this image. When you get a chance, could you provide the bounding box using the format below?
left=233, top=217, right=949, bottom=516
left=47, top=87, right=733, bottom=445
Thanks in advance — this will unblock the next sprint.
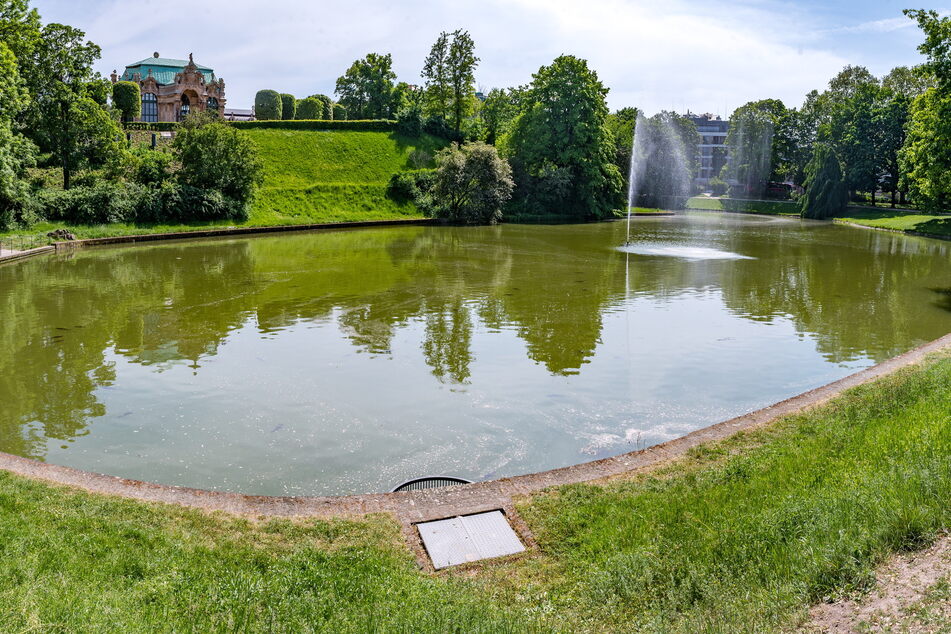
left=417, top=510, right=526, bottom=569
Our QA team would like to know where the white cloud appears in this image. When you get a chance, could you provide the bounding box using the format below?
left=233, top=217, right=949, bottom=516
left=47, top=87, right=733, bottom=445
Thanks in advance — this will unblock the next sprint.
left=34, top=0, right=897, bottom=115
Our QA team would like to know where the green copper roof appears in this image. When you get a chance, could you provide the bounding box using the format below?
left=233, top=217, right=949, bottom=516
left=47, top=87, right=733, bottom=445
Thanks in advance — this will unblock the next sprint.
left=121, top=57, right=216, bottom=86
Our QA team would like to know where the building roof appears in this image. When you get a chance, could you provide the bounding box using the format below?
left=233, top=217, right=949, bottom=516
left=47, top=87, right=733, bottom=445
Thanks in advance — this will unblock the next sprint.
left=121, top=56, right=216, bottom=85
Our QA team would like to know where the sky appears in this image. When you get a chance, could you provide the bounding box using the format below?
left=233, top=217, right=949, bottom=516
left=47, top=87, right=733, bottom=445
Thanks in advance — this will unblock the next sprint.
left=30, top=0, right=934, bottom=116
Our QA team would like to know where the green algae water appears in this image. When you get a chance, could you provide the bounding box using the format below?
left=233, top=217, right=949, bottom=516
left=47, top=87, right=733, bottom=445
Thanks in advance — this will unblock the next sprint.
left=1, top=214, right=949, bottom=495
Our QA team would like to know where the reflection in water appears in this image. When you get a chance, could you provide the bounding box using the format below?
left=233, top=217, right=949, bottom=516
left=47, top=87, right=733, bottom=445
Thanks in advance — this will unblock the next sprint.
left=0, top=215, right=948, bottom=494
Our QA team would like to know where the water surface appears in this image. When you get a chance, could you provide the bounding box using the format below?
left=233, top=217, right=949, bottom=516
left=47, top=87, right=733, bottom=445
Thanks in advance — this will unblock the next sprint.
left=1, top=214, right=948, bottom=495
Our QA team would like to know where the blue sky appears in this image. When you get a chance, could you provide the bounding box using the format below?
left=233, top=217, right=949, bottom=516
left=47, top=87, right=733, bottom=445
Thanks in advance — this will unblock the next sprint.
left=31, top=0, right=932, bottom=115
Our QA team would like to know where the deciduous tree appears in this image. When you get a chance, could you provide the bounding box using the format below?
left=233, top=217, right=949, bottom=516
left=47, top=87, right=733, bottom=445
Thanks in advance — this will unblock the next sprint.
left=335, top=53, right=396, bottom=119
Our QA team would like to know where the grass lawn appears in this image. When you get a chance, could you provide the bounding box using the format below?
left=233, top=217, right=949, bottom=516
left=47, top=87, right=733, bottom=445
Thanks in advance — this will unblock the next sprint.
left=1, top=350, right=948, bottom=631
left=687, top=196, right=802, bottom=216
left=0, top=130, right=447, bottom=242
left=836, top=208, right=951, bottom=239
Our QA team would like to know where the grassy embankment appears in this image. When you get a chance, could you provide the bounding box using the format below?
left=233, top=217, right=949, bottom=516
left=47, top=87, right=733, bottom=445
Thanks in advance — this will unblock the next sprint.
left=2, top=350, right=948, bottom=631
left=0, top=130, right=445, bottom=241
left=687, top=196, right=951, bottom=238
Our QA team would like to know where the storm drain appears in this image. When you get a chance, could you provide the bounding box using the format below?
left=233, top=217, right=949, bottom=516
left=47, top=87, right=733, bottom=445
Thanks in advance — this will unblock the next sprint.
left=417, top=510, right=525, bottom=569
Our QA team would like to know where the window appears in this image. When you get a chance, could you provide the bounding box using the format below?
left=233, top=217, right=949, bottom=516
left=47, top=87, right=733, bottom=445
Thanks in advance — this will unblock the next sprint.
left=179, top=95, right=190, bottom=121
left=207, top=97, right=219, bottom=111
left=141, top=93, right=158, bottom=122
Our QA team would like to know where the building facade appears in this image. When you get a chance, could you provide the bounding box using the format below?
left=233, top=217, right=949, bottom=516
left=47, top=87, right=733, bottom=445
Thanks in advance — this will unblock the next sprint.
left=686, top=112, right=729, bottom=185
left=112, top=53, right=226, bottom=123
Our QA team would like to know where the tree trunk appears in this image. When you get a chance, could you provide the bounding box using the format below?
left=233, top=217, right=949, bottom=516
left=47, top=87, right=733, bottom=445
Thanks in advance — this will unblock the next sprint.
left=871, top=189, right=876, bottom=206
left=891, top=189, right=896, bottom=208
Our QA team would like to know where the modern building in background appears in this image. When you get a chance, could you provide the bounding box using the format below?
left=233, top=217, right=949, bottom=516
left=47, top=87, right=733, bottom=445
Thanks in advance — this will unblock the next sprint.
left=686, top=112, right=730, bottom=186
left=112, top=53, right=226, bottom=123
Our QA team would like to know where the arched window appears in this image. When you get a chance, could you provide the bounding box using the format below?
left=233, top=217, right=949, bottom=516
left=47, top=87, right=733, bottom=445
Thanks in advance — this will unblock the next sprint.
left=207, top=97, right=219, bottom=112
left=179, top=94, right=190, bottom=121
left=141, top=93, right=158, bottom=122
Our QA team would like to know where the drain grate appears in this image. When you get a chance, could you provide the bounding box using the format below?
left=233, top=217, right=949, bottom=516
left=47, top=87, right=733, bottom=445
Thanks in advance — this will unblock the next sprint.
left=417, top=510, right=525, bottom=569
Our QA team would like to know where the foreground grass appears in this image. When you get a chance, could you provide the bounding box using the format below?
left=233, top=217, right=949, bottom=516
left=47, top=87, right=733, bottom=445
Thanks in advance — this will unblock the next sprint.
left=1, top=352, right=949, bottom=631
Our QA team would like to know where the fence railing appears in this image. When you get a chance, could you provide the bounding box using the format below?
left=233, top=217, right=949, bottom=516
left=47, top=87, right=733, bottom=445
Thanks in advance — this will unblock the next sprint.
left=0, top=234, right=52, bottom=254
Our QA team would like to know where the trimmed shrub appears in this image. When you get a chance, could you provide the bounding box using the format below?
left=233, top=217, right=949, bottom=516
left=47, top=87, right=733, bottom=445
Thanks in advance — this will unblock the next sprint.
left=254, top=89, right=283, bottom=121
left=112, top=81, right=141, bottom=123
left=125, top=121, right=177, bottom=132
left=280, top=93, right=296, bottom=120
left=332, top=103, right=347, bottom=121
left=231, top=119, right=395, bottom=132
left=295, top=97, right=322, bottom=120
left=310, top=94, right=334, bottom=120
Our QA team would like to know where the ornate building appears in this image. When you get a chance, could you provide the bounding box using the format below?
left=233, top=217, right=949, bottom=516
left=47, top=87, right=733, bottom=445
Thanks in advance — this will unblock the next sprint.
left=112, top=53, right=226, bottom=123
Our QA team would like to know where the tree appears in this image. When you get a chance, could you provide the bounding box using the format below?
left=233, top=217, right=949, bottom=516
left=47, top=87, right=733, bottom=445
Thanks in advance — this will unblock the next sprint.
left=421, top=32, right=450, bottom=122
left=447, top=30, right=478, bottom=135
left=422, top=30, right=479, bottom=135
left=279, top=93, right=296, bottom=120
left=428, top=142, right=513, bottom=224
left=254, top=89, right=282, bottom=120
left=875, top=86, right=911, bottom=207
left=502, top=55, right=623, bottom=219
left=634, top=111, right=700, bottom=209
left=800, top=145, right=848, bottom=219
left=479, top=88, right=518, bottom=145
left=332, top=103, right=347, bottom=121
left=172, top=116, right=263, bottom=210
left=111, top=80, right=140, bottom=123
left=295, top=96, right=322, bottom=120
left=898, top=10, right=951, bottom=210
left=29, top=23, right=121, bottom=189
left=0, top=0, right=41, bottom=76
left=784, top=91, right=825, bottom=186
left=882, top=65, right=930, bottom=100
left=335, top=53, right=396, bottom=119
left=721, top=100, right=785, bottom=198
left=0, top=40, right=35, bottom=229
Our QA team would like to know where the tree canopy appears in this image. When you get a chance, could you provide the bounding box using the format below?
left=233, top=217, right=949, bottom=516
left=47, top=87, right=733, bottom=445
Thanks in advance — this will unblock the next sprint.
left=502, top=55, right=622, bottom=219
left=335, top=53, right=396, bottom=119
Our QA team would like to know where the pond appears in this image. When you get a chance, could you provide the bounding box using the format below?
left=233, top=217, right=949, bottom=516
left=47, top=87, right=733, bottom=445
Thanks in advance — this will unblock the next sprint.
left=1, top=213, right=949, bottom=495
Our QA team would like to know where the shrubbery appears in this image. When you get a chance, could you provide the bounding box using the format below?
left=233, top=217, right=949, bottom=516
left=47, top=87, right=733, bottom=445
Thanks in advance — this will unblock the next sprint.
left=386, top=169, right=435, bottom=204
left=332, top=103, right=347, bottom=121
left=254, top=90, right=282, bottom=121
left=426, top=142, right=513, bottom=224
left=124, top=122, right=177, bottom=132
left=231, top=119, right=395, bottom=131
left=280, top=93, right=296, bottom=120
left=111, top=81, right=141, bottom=123
left=295, top=97, right=322, bottom=120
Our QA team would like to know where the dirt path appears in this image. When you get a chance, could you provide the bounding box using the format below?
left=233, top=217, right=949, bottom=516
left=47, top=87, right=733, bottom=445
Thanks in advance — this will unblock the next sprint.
left=806, top=534, right=950, bottom=632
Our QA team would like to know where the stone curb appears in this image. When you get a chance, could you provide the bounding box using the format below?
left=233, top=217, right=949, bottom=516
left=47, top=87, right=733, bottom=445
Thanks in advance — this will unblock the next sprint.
left=52, top=218, right=437, bottom=251
left=0, top=245, right=55, bottom=265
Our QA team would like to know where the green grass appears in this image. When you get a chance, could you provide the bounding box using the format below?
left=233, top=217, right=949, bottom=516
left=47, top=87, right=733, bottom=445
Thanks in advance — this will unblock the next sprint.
left=1, top=130, right=447, bottom=242
left=687, top=196, right=802, bottom=216
left=1, top=351, right=949, bottom=631
left=836, top=208, right=951, bottom=239
left=245, top=129, right=446, bottom=223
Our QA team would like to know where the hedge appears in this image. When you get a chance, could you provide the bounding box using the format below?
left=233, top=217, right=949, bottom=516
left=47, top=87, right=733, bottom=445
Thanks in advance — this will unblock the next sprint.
left=280, top=93, right=296, bottom=120
left=255, top=89, right=282, bottom=121
left=125, top=121, right=178, bottom=132
left=230, top=119, right=396, bottom=131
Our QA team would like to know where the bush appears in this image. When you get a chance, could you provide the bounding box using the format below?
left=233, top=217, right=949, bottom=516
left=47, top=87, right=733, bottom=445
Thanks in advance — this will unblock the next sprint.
left=230, top=119, right=395, bottom=132
left=332, top=103, right=347, bottom=121
left=423, top=116, right=463, bottom=142
left=173, top=119, right=263, bottom=205
left=112, top=81, right=141, bottom=123
left=130, top=147, right=173, bottom=185
left=38, top=181, right=142, bottom=224
left=386, top=169, right=434, bottom=204
left=395, top=104, right=423, bottom=137
left=280, top=93, right=296, bottom=120
left=709, top=177, right=728, bottom=196
left=254, top=89, right=283, bottom=121
left=295, top=97, right=322, bottom=120
left=428, top=142, right=513, bottom=224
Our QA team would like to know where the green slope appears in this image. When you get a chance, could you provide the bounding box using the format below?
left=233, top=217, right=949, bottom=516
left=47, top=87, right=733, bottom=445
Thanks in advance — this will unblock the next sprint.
left=245, top=129, right=447, bottom=224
